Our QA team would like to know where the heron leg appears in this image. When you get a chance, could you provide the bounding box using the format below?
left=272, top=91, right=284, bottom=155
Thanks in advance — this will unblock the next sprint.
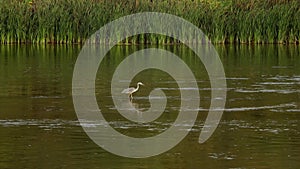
left=130, top=94, right=133, bottom=100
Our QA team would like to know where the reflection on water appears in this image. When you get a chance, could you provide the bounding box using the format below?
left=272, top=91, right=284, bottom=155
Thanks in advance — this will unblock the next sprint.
left=0, top=45, right=300, bottom=168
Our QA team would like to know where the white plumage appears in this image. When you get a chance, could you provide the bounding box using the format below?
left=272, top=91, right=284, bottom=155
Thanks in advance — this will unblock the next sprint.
left=122, top=82, right=144, bottom=100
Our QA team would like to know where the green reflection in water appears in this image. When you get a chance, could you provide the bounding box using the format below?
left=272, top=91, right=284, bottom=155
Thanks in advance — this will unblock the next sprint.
left=0, top=45, right=299, bottom=169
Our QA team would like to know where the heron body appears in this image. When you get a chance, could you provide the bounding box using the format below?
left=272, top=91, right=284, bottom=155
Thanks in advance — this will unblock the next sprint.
left=122, top=82, right=144, bottom=100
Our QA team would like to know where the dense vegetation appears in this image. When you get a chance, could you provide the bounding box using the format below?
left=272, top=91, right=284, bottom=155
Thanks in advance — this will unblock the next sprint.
left=0, top=0, right=299, bottom=44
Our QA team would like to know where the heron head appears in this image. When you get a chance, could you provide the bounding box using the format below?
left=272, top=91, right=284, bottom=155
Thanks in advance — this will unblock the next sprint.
left=137, top=82, right=144, bottom=86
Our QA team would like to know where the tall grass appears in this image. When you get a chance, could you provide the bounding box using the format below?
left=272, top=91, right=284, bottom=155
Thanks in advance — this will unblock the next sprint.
left=0, top=0, right=299, bottom=44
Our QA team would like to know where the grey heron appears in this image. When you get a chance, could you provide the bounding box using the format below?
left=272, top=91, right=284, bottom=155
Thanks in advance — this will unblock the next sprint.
left=122, top=82, right=144, bottom=100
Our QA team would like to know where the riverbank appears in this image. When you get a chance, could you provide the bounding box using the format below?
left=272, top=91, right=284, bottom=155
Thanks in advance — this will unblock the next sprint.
left=0, top=0, right=299, bottom=44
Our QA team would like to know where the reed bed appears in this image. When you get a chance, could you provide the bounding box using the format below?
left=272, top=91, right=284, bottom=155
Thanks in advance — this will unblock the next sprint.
left=0, top=0, right=299, bottom=44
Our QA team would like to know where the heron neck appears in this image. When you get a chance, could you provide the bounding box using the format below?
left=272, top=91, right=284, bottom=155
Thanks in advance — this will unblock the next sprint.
left=136, top=84, right=140, bottom=90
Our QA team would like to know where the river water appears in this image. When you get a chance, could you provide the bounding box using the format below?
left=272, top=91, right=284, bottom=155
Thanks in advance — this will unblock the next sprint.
left=0, top=45, right=299, bottom=169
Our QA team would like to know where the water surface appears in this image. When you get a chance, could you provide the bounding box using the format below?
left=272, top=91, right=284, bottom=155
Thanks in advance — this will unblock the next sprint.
left=0, top=45, right=300, bottom=169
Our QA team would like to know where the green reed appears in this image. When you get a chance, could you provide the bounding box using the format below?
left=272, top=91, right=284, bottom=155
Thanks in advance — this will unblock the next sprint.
left=0, top=0, right=299, bottom=44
